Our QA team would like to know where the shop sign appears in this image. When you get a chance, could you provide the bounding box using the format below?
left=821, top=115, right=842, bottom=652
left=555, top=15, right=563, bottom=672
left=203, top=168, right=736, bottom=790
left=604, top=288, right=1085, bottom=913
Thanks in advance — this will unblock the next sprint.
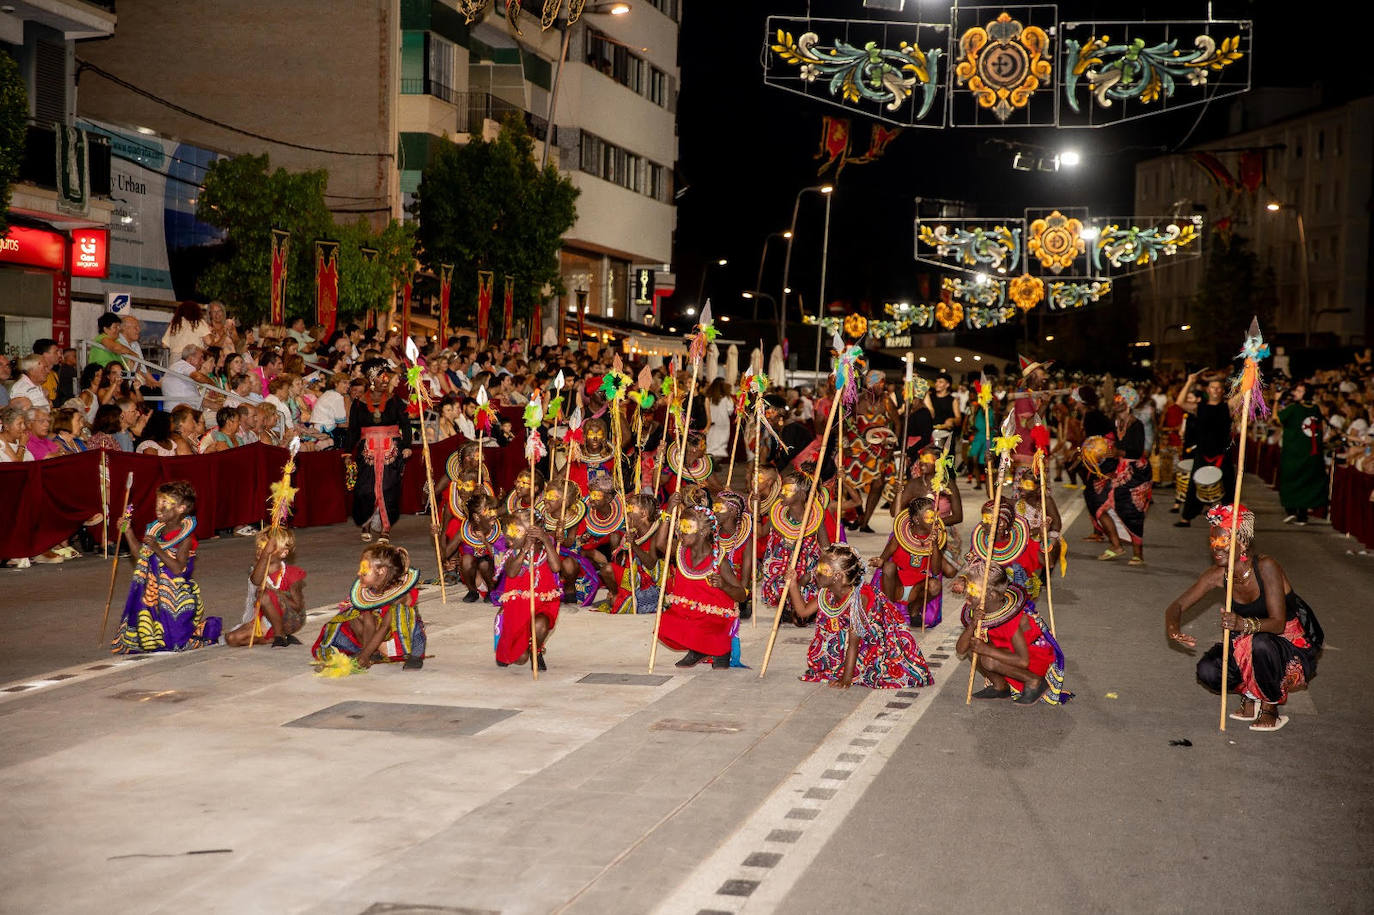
left=71, top=227, right=110, bottom=278
left=0, top=224, right=66, bottom=271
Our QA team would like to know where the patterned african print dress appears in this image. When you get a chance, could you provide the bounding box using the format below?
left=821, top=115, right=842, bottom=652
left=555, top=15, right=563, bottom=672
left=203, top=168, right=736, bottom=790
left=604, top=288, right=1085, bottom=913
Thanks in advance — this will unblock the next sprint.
left=761, top=491, right=829, bottom=606
left=802, top=584, right=932, bottom=689
left=543, top=500, right=600, bottom=605
left=112, top=518, right=222, bottom=653
left=312, top=569, right=425, bottom=663
left=960, top=585, right=1071, bottom=705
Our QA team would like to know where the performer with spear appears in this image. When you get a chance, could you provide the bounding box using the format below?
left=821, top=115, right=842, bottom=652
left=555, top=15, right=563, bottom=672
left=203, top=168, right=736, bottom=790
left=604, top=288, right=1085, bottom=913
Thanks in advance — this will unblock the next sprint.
left=406, top=342, right=447, bottom=604
left=228, top=438, right=307, bottom=648
left=722, top=368, right=753, bottom=490
left=98, top=471, right=134, bottom=645
left=965, top=410, right=1019, bottom=703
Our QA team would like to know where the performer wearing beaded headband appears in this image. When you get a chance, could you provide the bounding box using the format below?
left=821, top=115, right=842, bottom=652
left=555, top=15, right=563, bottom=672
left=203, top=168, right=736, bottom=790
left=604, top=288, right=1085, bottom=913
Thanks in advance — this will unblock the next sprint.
left=787, top=543, right=932, bottom=690
left=538, top=482, right=600, bottom=606
left=873, top=497, right=959, bottom=628
left=659, top=430, right=715, bottom=501
left=1163, top=504, right=1323, bottom=732
left=759, top=469, right=832, bottom=616
left=953, top=560, right=1070, bottom=705
left=312, top=542, right=425, bottom=670
left=658, top=498, right=748, bottom=669
left=967, top=498, right=1042, bottom=598
left=452, top=493, right=504, bottom=602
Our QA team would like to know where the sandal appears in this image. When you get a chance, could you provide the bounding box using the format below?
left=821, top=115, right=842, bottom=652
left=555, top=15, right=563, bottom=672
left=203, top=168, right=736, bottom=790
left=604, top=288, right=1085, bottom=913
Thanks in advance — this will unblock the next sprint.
left=1229, top=696, right=1260, bottom=722
left=1097, top=548, right=1123, bottom=561
left=1128, top=556, right=1146, bottom=566
left=360, top=530, right=373, bottom=542
left=1250, top=708, right=1289, bottom=732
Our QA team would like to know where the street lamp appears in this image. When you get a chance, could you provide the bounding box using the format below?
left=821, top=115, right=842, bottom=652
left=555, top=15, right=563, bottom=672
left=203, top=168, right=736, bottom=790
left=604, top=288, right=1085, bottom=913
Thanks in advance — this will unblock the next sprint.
left=811, top=186, right=835, bottom=377
left=779, top=184, right=833, bottom=348
left=1059, top=149, right=1082, bottom=167
left=752, top=231, right=791, bottom=320
left=742, top=290, right=778, bottom=324
left=540, top=2, right=635, bottom=170
left=1265, top=201, right=1313, bottom=345
left=694, top=256, right=729, bottom=313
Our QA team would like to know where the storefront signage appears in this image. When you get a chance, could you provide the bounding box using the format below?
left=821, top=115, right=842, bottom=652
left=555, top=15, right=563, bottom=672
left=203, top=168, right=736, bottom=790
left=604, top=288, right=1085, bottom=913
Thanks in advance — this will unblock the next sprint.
left=70, top=227, right=110, bottom=278
left=0, top=225, right=66, bottom=271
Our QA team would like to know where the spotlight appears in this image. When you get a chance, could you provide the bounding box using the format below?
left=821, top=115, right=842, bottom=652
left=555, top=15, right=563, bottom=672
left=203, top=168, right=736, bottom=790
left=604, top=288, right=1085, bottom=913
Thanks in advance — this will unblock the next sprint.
left=1081, top=226, right=1100, bottom=241
left=918, top=356, right=928, bottom=363
left=954, top=356, right=963, bottom=363
left=974, top=272, right=989, bottom=285
left=685, top=307, right=696, bottom=316
left=1045, top=335, right=1055, bottom=342
left=1060, top=149, right=1082, bottom=167
left=1266, top=201, right=1282, bottom=212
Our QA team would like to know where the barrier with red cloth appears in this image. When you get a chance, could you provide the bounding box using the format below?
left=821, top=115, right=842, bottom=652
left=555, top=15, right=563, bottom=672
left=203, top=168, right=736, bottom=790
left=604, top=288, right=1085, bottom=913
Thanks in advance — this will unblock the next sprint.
left=1330, top=464, right=1374, bottom=549
left=0, top=425, right=527, bottom=559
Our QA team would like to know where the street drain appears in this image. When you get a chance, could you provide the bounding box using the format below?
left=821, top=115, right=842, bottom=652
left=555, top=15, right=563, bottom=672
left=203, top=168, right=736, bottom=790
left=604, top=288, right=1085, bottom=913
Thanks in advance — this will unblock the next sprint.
left=578, top=672, right=672, bottom=686
left=285, top=701, right=518, bottom=736
left=650, top=718, right=743, bottom=734
left=112, top=689, right=195, bottom=703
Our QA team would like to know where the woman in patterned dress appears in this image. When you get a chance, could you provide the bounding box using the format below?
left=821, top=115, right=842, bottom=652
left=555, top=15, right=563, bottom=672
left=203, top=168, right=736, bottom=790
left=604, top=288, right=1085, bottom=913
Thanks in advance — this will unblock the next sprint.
left=787, top=543, right=932, bottom=689
left=311, top=542, right=425, bottom=670
left=758, top=470, right=831, bottom=614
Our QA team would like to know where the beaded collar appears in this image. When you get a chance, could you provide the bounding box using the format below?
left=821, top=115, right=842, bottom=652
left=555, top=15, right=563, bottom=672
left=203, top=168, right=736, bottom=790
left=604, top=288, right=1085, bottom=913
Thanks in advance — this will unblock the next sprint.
left=769, top=489, right=828, bottom=539
left=674, top=541, right=721, bottom=580
left=144, top=517, right=197, bottom=549
left=584, top=498, right=625, bottom=536
left=970, top=516, right=1031, bottom=564
left=350, top=568, right=420, bottom=610
left=542, top=498, right=586, bottom=533
left=665, top=446, right=713, bottom=482
left=719, top=512, right=753, bottom=555
left=460, top=519, right=500, bottom=551
left=755, top=477, right=782, bottom=514
left=894, top=510, right=946, bottom=557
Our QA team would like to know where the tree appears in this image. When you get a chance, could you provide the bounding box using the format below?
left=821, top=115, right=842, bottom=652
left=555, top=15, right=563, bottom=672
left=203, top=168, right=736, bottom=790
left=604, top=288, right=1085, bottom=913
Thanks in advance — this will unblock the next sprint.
left=414, top=116, right=578, bottom=332
left=196, top=154, right=415, bottom=325
left=1190, top=232, right=1278, bottom=365
left=0, top=52, right=29, bottom=236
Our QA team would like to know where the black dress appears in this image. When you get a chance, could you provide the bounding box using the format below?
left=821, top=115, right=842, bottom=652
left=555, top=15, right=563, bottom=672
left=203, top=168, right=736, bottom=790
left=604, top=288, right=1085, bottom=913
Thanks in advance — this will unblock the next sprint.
left=346, top=394, right=412, bottom=531
left=1181, top=402, right=1234, bottom=521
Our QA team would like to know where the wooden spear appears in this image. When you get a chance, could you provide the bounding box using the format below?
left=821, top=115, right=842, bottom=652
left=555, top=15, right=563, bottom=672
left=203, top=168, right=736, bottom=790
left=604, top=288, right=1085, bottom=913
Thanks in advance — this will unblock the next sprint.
left=723, top=369, right=752, bottom=489
left=524, top=397, right=547, bottom=681
left=750, top=385, right=763, bottom=629
left=966, top=410, right=1016, bottom=704
left=1036, top=451, right=1057, bottom=637
left=99, top=471, right=134, bottom=646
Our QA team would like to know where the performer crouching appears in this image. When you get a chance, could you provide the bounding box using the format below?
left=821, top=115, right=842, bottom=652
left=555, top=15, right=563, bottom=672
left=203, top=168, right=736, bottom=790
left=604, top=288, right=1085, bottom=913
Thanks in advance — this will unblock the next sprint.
left=225, top=528, right=306, bottom=647
left=954, top=560, right=1070, bottom=705
left=790, top=544, right=932, bottom=689
left=312, top=543, right=425, bottom=670
left=494, top=510, right=562, bottom=671
left=659, top=500, right=747, bottom=669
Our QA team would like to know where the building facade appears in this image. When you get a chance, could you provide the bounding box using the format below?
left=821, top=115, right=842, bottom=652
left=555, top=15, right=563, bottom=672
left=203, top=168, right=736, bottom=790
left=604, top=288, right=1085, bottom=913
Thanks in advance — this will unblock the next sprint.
left=1134, top=93, right=1373, bottom=363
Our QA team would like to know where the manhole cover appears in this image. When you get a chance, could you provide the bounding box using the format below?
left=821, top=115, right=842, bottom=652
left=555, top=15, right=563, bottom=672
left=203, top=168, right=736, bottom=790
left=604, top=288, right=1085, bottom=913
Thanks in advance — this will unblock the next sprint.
left=112, top=689, right=195, bottom=703
left=650, top=718, right=742, bottom=734
left=578, top=673, right=672, bottom=686
left=360, top=905, right=499, bottom=915
left=285, top=701, right=518, bottom=736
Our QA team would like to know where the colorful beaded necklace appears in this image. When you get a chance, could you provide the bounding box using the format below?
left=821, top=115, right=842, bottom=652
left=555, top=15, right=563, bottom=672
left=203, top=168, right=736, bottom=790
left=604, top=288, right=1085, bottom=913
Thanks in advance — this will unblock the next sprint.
left=769, top=489, right=827, bottom=539
left=584, top=498, right=625, bottom=537
left=893, top=510, right=946, bottom=557
left=970, top=516, right=1030, bottom=565
left=350, top=568, right=420, bottom=610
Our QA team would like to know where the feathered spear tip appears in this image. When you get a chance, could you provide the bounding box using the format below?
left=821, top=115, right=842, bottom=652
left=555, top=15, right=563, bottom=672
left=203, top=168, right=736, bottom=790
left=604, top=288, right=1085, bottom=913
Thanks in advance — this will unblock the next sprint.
left=546, top=393, right=564, bottom=424
left=525, top=427, right=547, bottom=462
left=1231, top=316, right=1272, bottom=421
left=628, top=389, right=655, bottom=411
left=832, top=334, right=864, bottom=407
left=687, top=301, right=718, bottom=364
left=523, top=397, right=544, bottom=430
left=976, top=374, right=993, bottom=409
left=268, top=477, right=298, bottom=527
left=405, top=364, right=430, bottom=406
left=993, top=409, right=1021, bottom=460
left=314, top=649, right=365, bottom=678
left=564, top=406, right=584, bottom=445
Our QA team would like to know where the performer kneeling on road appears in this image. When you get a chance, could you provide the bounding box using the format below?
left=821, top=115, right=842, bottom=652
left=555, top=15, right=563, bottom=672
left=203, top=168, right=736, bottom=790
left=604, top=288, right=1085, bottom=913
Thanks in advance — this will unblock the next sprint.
left=225, top=527, right=306, bottom=648
left=312, top=543, right=425, bottom=671
left=1163, top=504, right=1323, bottom=732
left=953, top=560, right=1071, bottom=705
left=659, top=498, right=748, bottom=669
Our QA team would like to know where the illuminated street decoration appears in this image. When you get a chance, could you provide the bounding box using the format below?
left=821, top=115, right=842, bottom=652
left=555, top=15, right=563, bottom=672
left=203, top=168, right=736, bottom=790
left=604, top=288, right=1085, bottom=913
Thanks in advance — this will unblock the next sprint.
left=1091, top=218, right=1201, bottom=271
left=943, top=276, right=1005, bottom=308
left=954, top=12, right=1052, bottom=122
left=1048, top=280, right=1112, bottom=310
left=1026, top=210, right=1084, bottom=274
left=1064, top=28, right=1246, bottom=113
left=917, top=223, right=1021, bottom=271
left=935, top=300, right=964, bottom=330
left=1008, top=273, right=1045, bottom=311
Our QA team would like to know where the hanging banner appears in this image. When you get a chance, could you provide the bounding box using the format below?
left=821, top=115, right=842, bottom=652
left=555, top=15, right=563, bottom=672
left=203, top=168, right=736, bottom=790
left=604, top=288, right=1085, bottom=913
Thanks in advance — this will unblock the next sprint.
left=502, top=275, right=515, bottom=339
left=270, top=229, right=290, bottom=326
left=438, top=262, right=454, bottom=342
left=314, top=240, right=340, bottom=338
left=529, top=300, right=543, bottom=350
left=401, top=277, right=413, bottom=342
left=575, top=288, right=587, bottom=342
left=477, top=270, right=494, bottom=345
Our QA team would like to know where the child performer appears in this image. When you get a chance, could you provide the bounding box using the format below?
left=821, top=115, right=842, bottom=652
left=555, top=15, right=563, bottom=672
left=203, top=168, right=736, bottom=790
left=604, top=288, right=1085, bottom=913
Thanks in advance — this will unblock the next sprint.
left=658, top=500, right=748, bottom=668
left=311, top=543, right=425, bottom=670
left=225, top=528, right=306, bottom=647
left=659, top=431, right=715, bottom=501
left=788, top=543, right=932, bottom=689
left=504, top=467, right=545, bottom=516
left=596, top=492, right=661, bottom=614
left=580, top=472, right=626, bottom=568
left=967, top=498, right=1042, bottom=598
left=873, top=497, right=959, bottom=628
left=568, top=417, right=617, bottom=497
left=953, top=560, right=1070, bottom=705
left=454, top=493, right=503, bottom=602
left=539, top=481, right=601, bottom=605
left=112, top=480, right=222, bottom=654
left=495, top=510, right=562, bottom=670
left=758, top=470, right=830, bottom=614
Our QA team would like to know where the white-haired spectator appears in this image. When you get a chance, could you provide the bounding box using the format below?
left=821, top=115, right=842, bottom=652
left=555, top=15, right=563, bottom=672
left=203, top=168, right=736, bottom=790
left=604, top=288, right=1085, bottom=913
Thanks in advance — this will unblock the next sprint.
left=24, top=407, right=58, bottom=459
left=10, top=354, right=50, bottom=411
left=162, top=345, right=212, bottom=411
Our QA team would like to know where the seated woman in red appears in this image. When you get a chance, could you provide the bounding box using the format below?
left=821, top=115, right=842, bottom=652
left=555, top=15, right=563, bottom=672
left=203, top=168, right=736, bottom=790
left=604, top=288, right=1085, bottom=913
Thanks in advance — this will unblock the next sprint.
left=789, top=543, right=932, bottom=690
left=873, top=497, right=959, bottom=628
left=659, top=500, right=748, bottom=669
left=954, top=559, right=1070, bottom=705
left=494, top=510, right=562, bottom=671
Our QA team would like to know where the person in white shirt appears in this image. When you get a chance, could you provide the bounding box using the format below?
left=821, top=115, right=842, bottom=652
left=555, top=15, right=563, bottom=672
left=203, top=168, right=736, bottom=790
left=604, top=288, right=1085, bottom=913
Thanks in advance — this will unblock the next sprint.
left=9, top=354, right=50, bottom=411
left=162, top=345, right=212, bottom=411
left=311, top=373, right=351, bottom=435
left=161, top=301, right=212, bottom=358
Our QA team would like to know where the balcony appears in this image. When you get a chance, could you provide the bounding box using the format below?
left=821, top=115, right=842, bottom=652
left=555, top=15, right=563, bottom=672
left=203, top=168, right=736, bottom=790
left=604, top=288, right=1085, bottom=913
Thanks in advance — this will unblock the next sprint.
left=400, top=78, right=553, bottom=144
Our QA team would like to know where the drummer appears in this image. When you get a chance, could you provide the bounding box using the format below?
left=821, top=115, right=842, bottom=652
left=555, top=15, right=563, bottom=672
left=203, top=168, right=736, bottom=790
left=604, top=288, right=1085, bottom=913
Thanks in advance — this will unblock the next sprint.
left=1174, top=370, right=1235, bottom=528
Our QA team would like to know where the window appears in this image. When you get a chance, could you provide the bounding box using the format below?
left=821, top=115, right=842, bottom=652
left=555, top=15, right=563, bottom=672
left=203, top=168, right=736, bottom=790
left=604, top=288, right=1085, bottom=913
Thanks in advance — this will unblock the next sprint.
left=428, top=34, right=455, bottom=101
left=578, top=130, right=669, bottom=202
left=586, top=29, right=672, bottom=109
left=645, top=0, right=678, bottom=20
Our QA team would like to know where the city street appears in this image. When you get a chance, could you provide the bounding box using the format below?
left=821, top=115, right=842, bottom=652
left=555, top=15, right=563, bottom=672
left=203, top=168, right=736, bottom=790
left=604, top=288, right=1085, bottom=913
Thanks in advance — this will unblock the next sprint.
left=2, top=478, right=1369, bottom=914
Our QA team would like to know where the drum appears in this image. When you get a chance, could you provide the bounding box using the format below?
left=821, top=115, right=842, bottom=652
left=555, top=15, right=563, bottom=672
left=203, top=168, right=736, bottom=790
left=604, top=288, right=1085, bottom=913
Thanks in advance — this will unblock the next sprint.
left=1194, top=465, right=1224, bottom=504
left=1174, top=458, right=1195, bottom=500
left=1081, top=435, right=1113, bottom=474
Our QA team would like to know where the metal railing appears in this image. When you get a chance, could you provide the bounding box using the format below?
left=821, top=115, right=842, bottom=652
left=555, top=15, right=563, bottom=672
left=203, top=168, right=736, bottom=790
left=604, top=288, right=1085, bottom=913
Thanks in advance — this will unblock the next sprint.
left=399, top=82, right=554, bottom=143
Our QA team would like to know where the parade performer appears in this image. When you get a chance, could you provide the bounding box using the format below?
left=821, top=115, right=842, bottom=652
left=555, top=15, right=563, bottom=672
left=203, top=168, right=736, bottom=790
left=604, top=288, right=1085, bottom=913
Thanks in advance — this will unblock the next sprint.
left=759, top=470, right=831, bottom=611
left=1091, top=385, right=1152, bottom=564
left=504, top=467, right=545, bottom=515
left=874, top=497, right=958, bottom=628
left=311, top=542, right=425, bottom=671
left=346, top=359, right=412, bottom=542
left=446, top=442, right=495, bottom=500
left=1011, top=355, right=1054, bottom=467
left=1277, top=382, right=1327, bottom=525
left=112, top=480, right=222, bottom=654
left=539, top=481, right=601, bottom=605
left=597, top=492, right=662, bottom=614
left=224, top=528, right=305, bottom=648
left=1164, top=504, right=1322, bottom=732
left=954, top=560, right=1070, bottom=705
left=580, top=472, right=626, bottom=564
left=658, top=501, right=748, bottom=668
left=968, top=498, right=1042, bottom=596
left=660, top=430, right=715, bottom=500
left=494, top=510, right=562, bottom=671
left=1175, top=370, right=1235, bottom=528
left=454, top=493, right=503, bottom=602
left=567, top=417, right=617, bottom=497
left=434, top=469, right=483, bottom=584
left=894, top=444, right=964, bottom=526
left=789, top=543, right=933, bottom=689
left=843, top=370, right=899, bottom=532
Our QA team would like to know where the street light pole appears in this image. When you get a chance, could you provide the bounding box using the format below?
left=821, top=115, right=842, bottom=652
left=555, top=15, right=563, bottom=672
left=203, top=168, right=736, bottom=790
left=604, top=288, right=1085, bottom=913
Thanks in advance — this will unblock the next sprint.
left=778, top=184, right=832, bottom=350
left=539, top=3, right=631, bottom=171
left=1266, top=201, right=1313, bottom=348
left=812, top=190, right=833, bottom=377
left=752, top=232, right=789, bottom=321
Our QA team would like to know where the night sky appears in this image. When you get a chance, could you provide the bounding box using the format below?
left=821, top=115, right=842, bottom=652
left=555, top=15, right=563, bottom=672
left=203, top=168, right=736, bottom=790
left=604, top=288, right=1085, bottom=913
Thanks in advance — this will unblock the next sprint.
left=669, top=0, right=1367, bottom=368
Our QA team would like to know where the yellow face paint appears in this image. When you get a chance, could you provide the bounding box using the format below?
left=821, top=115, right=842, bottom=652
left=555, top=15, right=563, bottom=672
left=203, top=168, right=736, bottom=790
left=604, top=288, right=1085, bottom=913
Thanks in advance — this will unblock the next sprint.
left=712, top=501, right=727, bottom=514
left=358, top=559, right=371, bottom=579
left=506, top=523, right=525, bottom=540
left=1209, top=533, right=1232, bottom=551
left=781, top=482, right=799, bottom=499
left=981, top=512, right=992, bottom=525
left=965, top=580, right=982, bottom=600
left=1020, top=478, right=1036, bottom=491
left=919, top=509, right=937, bottom=526
left=678, top=517, right=700, bottom=536
left=815, top=561, right=834, bottom=580
left=481, top=509, right=498, bottom=520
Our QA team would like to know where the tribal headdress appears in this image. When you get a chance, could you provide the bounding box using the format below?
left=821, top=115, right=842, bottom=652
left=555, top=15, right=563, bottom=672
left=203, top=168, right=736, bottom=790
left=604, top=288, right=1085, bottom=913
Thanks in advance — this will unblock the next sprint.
left=1206, top=503, right=1255, bottom=543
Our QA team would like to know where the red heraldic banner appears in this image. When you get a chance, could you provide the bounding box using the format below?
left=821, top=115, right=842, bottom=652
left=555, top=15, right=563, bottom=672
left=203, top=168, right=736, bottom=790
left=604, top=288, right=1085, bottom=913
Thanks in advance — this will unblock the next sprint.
left=502, top=274, right=515, bottom=339
left=529, top=300, right=542, bottom=349
left=477, top=270, right=494, bottom=346
left=270, top=229, right=290, bottom=326
left=315, top=240, right=340, bottom=338
left=401, top=277, right=413, bottom=342
left=438, top=263, right=454, bottom=342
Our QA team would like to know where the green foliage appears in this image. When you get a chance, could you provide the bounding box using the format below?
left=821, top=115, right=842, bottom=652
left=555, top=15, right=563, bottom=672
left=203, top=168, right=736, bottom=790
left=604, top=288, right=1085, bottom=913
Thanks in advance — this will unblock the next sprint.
left=1190, top=232, right=1278, bottom=364
left=414, top=116, right=578, bottom=332
left=0, top=52, right=30, bottom=236
left=196, top=154, right=415, bottom=325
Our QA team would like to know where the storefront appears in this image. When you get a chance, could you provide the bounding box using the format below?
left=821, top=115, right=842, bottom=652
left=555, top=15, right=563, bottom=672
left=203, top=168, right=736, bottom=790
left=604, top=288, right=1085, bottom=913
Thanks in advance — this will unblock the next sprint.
left=0, top=220, right=109, bottom=356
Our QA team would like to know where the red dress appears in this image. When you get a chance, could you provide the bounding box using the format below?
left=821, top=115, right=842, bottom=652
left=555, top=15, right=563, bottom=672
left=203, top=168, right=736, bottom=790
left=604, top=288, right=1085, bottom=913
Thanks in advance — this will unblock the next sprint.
left=985, top=611, right=1054, bottom=690
left=253, top=564, right=307, bottom=639
left=659, top=547, right=737, bottom=657
left=496, top=552, right=561, bottom=664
